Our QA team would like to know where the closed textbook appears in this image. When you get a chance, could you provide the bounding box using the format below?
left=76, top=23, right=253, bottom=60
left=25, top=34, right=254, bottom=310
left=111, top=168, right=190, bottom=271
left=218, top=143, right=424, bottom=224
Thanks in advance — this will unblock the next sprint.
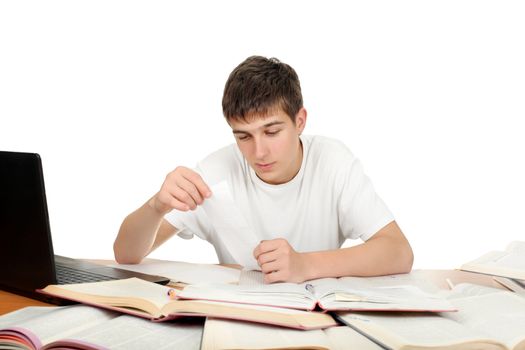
left=37, top=278, right=337, bottom=330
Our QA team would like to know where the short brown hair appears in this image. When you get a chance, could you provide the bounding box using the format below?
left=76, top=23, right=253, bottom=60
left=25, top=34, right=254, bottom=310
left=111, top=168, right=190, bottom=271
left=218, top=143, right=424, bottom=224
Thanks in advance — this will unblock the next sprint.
left=222, top=56, right=303, bottom=123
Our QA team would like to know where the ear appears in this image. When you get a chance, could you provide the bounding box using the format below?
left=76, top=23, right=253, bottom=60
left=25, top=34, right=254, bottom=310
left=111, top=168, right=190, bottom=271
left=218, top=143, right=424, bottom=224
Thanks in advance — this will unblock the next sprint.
left=295, top=108, right=307, bottom=134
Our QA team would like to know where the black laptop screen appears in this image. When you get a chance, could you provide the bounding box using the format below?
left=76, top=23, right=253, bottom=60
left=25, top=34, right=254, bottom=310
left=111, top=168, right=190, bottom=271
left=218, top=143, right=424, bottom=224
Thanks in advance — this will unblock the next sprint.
left=0, top=151, right=57, bottom=294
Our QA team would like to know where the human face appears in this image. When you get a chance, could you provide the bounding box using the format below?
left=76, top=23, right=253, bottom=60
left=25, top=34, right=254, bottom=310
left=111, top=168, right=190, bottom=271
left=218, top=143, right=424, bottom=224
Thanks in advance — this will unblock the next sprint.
left=230, top=108, right=307, bottom=185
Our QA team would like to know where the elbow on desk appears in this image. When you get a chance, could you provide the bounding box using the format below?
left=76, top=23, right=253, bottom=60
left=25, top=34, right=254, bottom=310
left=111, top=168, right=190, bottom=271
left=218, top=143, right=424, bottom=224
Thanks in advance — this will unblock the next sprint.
left=399, top=243, right=414, bottom=274
left=383, top=239, right=414, bottom=275
left=113, top=243, right=144, bottom=265
left=114, top=256, right=142, bottom=265
left=391, top=229, right=414, bottom=274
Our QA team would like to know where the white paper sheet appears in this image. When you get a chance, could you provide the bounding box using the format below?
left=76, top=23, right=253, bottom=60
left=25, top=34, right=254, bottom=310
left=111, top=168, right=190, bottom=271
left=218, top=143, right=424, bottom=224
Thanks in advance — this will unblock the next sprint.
left=201, top=181, right=260, bottom=270
left=109, top=259, right=241, bottom=285
left=238, top=269, right=265, bottom=286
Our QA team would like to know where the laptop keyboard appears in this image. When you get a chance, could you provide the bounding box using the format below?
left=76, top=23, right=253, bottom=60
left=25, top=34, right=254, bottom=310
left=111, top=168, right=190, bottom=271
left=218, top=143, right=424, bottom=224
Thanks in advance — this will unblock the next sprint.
left=55, top=264, right=117, bottom=284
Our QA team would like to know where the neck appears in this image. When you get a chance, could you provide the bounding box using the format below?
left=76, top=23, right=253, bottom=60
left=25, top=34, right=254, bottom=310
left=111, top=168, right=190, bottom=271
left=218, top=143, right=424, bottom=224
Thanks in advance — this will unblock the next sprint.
left=279, top=138, right=303, bottom=184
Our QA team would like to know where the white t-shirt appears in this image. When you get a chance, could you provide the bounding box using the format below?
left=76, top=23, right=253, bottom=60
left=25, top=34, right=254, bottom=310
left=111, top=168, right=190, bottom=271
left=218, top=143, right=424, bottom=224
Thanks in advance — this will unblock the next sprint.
left=164, top=135, right=394, bottom=264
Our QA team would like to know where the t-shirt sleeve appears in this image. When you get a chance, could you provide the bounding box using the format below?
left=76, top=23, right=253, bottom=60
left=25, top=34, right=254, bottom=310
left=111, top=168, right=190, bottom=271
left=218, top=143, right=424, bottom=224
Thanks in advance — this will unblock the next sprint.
left=337, top=158, right=394, bottom=241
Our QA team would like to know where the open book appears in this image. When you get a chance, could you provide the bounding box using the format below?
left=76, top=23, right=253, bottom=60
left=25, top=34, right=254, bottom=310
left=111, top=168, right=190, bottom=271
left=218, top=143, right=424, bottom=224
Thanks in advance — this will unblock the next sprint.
left=335, top=283, right=525, bottom=350
left=177, top=272, right=456, bottom=313
left=38, top=278, right=337, bottom=330
left=201, top=317, right=383, bottom=350
left=0, top=304, right=202, bottom=350
left=460, top=241, right=525, bottom=280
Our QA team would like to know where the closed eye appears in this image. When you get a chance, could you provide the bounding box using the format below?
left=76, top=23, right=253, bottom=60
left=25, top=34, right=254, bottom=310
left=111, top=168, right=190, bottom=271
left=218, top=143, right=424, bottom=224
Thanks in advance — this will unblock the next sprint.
left=237, top=134, right=251, bottom=141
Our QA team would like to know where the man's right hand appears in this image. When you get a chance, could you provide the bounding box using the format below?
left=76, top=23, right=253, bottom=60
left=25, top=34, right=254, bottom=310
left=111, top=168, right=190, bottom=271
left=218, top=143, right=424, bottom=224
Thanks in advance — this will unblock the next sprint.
left=150, top=166, right=212, bottom=214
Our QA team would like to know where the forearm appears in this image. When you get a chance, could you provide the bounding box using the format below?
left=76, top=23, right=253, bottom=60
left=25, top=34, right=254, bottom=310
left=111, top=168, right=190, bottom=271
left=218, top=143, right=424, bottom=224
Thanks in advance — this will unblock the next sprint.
left=113, top=197, right=164, bottom=264
left=302, top=233, right=414, bottom=280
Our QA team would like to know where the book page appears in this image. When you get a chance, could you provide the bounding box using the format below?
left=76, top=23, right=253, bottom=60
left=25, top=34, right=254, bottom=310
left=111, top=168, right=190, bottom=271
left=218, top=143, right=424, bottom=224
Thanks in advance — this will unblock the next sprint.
left=324, top=326, right=384, bottom=350
left=0, top=306, right=60, bottom=329
left=209, top=271, right=454, bottom=312
left=238, top=269, right=265, bottom=286
left=240, top=270, right=441, bottom=293
left=314, top=277, right=454, bottom=312
left=0, top=305, right=117, bottom=346
left=57, top=314, right=203, bottom=350
left=0, top=306, right=79, bottom=349
left=201, top=181, right=260, bottom=270
left=337, top=287, right=525, bottom=350
left=177, top=282, right=316, bottom=310
left=54, top=277, right=172, bottom=311
left=109, top=259, right=241, bottom=285
left=201, top=318, right=332, bottom=350
left=445, top=290, right=525, bottom=349
left=461, top=241, right=525, bottom=280
left=447, top=283, right=504, bottom=300
left=507, top=241, right=525, bottom=254
left=337, top=271, right=443, bottom=293
left=336, top=312, right=505, bottom=350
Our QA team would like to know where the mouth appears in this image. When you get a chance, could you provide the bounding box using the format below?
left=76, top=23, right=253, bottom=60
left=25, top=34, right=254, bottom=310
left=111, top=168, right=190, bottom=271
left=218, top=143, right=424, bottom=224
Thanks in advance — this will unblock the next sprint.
left=255, top=162, right=275, bottom=171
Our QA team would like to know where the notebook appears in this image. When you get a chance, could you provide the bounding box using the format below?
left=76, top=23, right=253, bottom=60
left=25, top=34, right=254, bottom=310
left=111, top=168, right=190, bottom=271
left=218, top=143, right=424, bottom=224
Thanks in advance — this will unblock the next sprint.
left=0, top=151, right=169, bottom=304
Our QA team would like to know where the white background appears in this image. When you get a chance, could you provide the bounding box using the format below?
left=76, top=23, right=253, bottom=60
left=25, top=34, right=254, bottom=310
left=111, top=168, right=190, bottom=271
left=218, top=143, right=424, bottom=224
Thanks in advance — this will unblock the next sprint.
left=1, top=1, right=524, bottom=269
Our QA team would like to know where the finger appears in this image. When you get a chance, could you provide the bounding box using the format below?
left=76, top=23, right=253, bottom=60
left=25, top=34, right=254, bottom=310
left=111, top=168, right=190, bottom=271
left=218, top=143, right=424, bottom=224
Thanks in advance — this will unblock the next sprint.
left=176, top=176, right=204, bottom=206
left=257, top=250, right=278, bottom=266
left=170, top=185, right=198, bottom=210
left=262, top=238, right=287, bottom=252
left=156, top=191, right=190, bottom=212
left=253, top=240, right=266, bottom=260
left=169, top=197, right=191, bottom=211
left=253, top=240, right=278, bottom=260
left=253, top=245, right=260, bottom=260
left=264, top=270, right=287, bottom=284
left=182, top=169, right=212, bottom=199
left=260, top=260, right=280, bottom=274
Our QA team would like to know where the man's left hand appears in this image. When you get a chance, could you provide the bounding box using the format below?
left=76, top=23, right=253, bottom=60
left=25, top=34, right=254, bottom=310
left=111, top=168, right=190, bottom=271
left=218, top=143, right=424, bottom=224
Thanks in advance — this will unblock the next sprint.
left=253, top=238, right=310, bottom=283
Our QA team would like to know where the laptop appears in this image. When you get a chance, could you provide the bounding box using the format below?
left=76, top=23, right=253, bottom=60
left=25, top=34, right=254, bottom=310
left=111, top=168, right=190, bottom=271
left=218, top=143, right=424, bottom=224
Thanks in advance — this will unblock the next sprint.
left=0, top=151, right=170, bottom=304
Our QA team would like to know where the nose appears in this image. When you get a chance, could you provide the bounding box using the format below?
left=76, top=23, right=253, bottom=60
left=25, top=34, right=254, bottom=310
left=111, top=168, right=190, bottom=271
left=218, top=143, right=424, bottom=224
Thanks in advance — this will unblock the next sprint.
left=253, top=137, right=269, bottom=160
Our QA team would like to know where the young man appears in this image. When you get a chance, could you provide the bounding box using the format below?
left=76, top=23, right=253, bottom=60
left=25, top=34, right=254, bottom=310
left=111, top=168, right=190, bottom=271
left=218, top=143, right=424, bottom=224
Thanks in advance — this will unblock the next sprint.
left=114, top=56, right=413, bottom=283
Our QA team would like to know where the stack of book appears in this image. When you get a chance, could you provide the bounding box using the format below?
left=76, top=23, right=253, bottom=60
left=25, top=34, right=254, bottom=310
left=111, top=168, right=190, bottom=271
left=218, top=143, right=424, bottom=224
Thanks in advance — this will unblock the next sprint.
left=3, top=243, right=525, bottom=350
